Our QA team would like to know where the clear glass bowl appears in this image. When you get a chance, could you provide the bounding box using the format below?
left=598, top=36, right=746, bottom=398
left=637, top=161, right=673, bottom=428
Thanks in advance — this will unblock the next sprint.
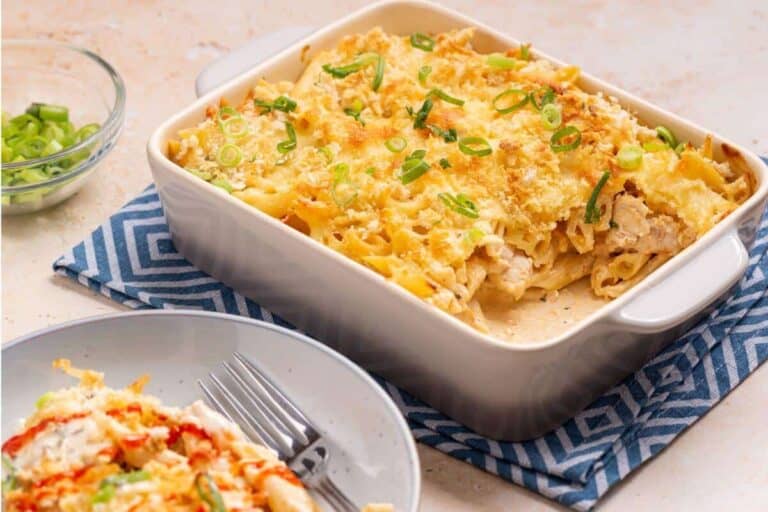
left=2, top=40, right=125, bottom=215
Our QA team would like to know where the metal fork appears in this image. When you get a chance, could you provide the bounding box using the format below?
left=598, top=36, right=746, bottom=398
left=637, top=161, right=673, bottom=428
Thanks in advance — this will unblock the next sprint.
left=198, top=352, right=358, bottom=512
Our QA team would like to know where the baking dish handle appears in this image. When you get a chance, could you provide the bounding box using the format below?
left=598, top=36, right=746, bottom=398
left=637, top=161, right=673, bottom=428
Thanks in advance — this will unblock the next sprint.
left=611, top=229, right=749, bottom=333
left=195, top=26, right=316, bottom=98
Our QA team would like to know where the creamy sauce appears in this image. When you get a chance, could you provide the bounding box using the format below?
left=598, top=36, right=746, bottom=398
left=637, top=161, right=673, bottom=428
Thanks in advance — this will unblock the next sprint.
left=485, top=278, right=608, bottom=344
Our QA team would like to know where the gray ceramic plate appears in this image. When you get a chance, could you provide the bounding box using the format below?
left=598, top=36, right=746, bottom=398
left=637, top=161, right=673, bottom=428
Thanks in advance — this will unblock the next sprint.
left=2, top=311, right=420, bottom=510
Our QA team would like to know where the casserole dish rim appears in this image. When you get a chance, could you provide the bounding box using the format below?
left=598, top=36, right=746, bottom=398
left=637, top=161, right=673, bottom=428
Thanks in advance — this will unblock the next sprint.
left=147, top=0, right=768, bottom=353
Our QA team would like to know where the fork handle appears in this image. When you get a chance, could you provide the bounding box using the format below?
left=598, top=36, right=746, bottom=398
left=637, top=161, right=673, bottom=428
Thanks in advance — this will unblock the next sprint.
left=316, top=475, right=358, bottom=512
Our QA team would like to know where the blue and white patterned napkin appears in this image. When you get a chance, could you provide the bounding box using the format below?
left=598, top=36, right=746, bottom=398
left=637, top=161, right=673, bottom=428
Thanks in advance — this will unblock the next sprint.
left=54, top=163, right=768, bottom=510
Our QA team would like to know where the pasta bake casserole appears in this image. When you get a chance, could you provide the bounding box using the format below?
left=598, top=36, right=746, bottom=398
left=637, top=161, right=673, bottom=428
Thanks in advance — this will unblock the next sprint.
left=168, top=28, right=753, bottom=334
left=1, top=360, right=391, bottom=512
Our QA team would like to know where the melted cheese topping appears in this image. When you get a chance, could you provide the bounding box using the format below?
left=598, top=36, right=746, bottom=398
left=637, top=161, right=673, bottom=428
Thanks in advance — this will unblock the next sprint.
left=169, top=27, right=753, bottom=336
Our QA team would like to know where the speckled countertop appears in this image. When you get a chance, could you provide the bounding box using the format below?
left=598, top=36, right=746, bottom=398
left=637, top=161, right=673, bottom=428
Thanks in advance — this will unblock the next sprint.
left=3, top=1, right=768, bottom=510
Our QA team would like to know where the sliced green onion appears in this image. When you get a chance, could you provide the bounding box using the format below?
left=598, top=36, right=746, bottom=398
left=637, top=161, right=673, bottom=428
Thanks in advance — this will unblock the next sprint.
left=385, top=136, right=407, bottom=153
left=617, top=145, right=643, bottom=170
left=655, top=126, right=677, bottom=148
left=211, top=178, right=233, bottom=193
left=343, top=99, right=365, bottom=125
left=188, top=168, right=213, bottom=181
left=674, top=142, right=686, bottom=155
left=216, top=144, right=243, bottom=167
left=35, top=391, right=55, bottom=410
left=466, top=227, right=485, bottom=244
left=331, top=163, right=357, bottom=208
left=642, top=140, right=667, bottom=153
left=221, top=116, right=249, bottom=138
left=93, top=470, right=150, bottom=504
left=365, top=167, right=376, bottom=175
left=2, top=455, right=17, bottom=494
left=438, top=192, right=479, bottom=218
left=323, top=53, right=383, bottom=91
left=519, top=44, right=531, bottom=61
left=277, top=122, right=297, bottom=153
left=411, top=98, right=433, bottom=129
left=75, top=123, right=100, bottom=142
left=550, top=126, right=581, bottom=153
left=372, top=55, right=385, bottom=91
left=439, top=158, right=451, bottom=169
left=273, top=95, right=297, bottom=112
left=427, top=125, right=457, bottom=143
left=492, top=89, right=529, bottom=114
left=428, top=88, right=465, bottom=106
left=255, top=95, right=298, bottom=114
left=458, top=137, right=492, bottom=157
left=400, top=157, right=430, bottom=184
left=585, top=171, right=611, bottom=224
left=409, top=149, right=427, bottom=161
left=15, top=136, right=48, bottom=158
left=318, top=146, right=334, bottom=164
left=410, top=33, right=435, bottom=52
left=195, top=473, right=226, bottom=512
left=418, top=65, right=432, bottom=85
left=38, top=104, right=69, bottom=122
left=487, top=53, right=519, bottom=70
left=216, top=106, right=240, bottom=127
left=530, top=86, right=556, bottom=111
left=540, top=103, right=562, bottom=130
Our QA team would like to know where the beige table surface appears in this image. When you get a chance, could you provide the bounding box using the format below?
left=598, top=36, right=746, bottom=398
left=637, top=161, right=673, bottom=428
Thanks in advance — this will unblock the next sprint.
left=3, top=0, right=768, bottom=510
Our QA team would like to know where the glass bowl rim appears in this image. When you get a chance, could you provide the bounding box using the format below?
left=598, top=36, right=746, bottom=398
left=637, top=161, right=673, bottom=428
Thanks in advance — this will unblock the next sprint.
left=1, top=39, right=126, bottom=193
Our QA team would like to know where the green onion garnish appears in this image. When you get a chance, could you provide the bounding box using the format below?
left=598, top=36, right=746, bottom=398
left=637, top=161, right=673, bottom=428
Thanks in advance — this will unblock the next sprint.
left=465, top=227, right=485, bottom=245
left=439, top=158, right=451, bottom=169
left=520, top=44, right=531, bottom=60
left=427, top=125, right=457, bottom=143
left=2, top=454, right=17, bottom=494
left=93, top=470, right=150, bottom=504
left=487, top=53, right=519, bottom=70
left=221, top=116, right=249, bottom=138
left=585, top=171, right=611, bottom=224
left=331, top=163, right=358, bottom=207
left=277, top=122, right=297, bottom=153
left=216, top=144, right=243, bottom=167
left=428, top=88, right=465, bottom=106
left=322, top=53, right=383, bottom=91
left=674, top=142, right=686, bottom=155
left=372, top=55, right=385, bottom=91
left=385, top=136, right=407, bottom=153
left=211, top=178, right=234, bottom=193
left=458, top=137, right=493, bottom=157
left=540, top=103, right=562, bottom=130
left=530, top=86, right=556, bottom=111
left=35, top=391, right=54, bottom=410
left=438, top=192, right=479, bottom=218
left=399, top=149, right=430, bottom=184
left=216, top=106, right=239, bottom=127
left=343, top=99, right=366, bottom=125
left=254, top=95, right=297, bottom=114
left=617, top=145, right=643, bottom=170
left=418, top=65, right=432, bottom=85
left=642, top=140, right=667, bottom=153
left=411, top=98, right=433, bottom=129
left=550, top=126, right=581, bottom=153
left=410, top=33, right=435, bottom=52
left=318, top=146, right=334, bottom=164
left=195, top=473, right=226, bottom=512
left=365, top=167, right=376, bottom=175
left=655, top=126, right=677, bottom=148
left=35, top=104, right=69, bottom=122
left=492, top=89, right=529, bottom=114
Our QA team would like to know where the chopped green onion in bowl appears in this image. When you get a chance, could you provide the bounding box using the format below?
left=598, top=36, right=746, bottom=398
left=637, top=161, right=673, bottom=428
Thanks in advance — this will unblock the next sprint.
left=2, top=103, right=102, bottom=191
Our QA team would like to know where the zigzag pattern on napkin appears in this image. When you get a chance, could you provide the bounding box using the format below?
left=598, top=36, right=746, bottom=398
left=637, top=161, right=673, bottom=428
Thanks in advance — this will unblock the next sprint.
left=53, top=182, right=768, bottom=511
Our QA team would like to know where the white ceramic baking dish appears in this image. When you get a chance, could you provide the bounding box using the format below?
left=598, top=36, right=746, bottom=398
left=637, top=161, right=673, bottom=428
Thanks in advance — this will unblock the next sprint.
left=148, top=0, right=768, bottom=440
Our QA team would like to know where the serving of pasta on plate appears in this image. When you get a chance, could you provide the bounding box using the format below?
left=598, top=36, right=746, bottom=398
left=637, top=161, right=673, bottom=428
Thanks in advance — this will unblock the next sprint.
left=168, top=27, right=753, bottom=334
left=0, top=360, right=391, bottom=512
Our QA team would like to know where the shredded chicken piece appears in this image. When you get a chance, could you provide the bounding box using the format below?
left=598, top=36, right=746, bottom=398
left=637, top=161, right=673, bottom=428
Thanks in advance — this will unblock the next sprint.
left=483, top=246, right=533, bottom=299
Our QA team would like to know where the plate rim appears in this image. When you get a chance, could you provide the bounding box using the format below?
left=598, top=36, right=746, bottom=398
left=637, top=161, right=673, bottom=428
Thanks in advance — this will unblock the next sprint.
left=2, top=309, right=422, bottom=511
